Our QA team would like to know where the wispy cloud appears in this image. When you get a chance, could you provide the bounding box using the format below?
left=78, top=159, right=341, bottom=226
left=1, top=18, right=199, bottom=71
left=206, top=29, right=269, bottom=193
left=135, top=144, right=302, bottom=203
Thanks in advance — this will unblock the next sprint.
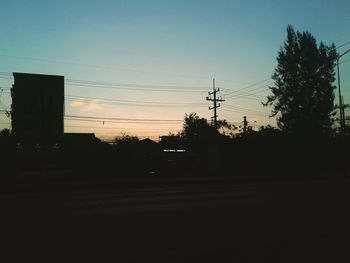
left=70, top=99, right=103, bottom=112
left=81, top=99, right=103, bottom=112
left=70, top=99, right=85, bottom=108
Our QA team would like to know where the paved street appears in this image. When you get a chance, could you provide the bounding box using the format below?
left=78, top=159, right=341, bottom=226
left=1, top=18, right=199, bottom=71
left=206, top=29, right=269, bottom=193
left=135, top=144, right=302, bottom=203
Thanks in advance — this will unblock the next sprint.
left=6, top=175, right=350, bottom=262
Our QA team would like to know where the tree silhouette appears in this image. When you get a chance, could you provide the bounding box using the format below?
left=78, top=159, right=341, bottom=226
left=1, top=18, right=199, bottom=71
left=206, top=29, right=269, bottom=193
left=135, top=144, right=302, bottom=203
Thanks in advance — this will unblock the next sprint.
left=181, top=113, right=236, bottom=142
left=182, top=113, right=227, bottom=143
left=264, top=25, right=338, bottom=136
left=216, top=119, right=237, bottom=137
left=345, top=115, right=350, bottom=135
left=0, top=128, right=11, bottom=137
left=0, top=128, right=13, bottom=148
left=114, top=133, right=139, bottom=147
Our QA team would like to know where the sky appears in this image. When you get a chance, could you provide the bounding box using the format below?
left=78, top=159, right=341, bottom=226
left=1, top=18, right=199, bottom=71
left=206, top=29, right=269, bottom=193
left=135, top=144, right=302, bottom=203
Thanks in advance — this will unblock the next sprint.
left=0, top=0, right=349, bottom=140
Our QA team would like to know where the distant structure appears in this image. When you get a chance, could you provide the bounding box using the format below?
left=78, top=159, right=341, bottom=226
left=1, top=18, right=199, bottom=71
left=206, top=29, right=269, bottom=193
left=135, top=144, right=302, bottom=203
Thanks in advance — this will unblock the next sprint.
left=63, top=133, right=100, bottom=149
left=159, top=135, right=186, bottom=152
left=11, top=72, right=64, bottom=148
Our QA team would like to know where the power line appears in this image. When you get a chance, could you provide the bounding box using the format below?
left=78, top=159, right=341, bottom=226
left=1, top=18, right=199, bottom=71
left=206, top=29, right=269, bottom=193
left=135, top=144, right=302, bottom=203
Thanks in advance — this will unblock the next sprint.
left=67, top=127, right=176, bottom=132
left=220, top=40, right=350, bottom=101
left=224, top=78, right=271, bottom=96
left=0, top=89, right=207, bottom=108
left=66, top=78, right=209, bottom=90
left=65, top=115, right=183, bottom=123
left=0, top=55, right=209, bottom=80
left=225, top=95, right=265, bottom=101
left=65, top=94, right=206, bottom=107
left=224, top=88, right=269, bottom=101
left=0, top=76, right=13, bottom=80
left=66, top=99, right=206, bottom=109
left=1, top=71, right=233, bottom=103
left=336, top=41, right=350, bottom=50
left=220, top=81, right=273, bottom=103
left=340, top=58, right=350, bottom=65
left=224, top=82, right=272, bottom=98
left=65, top=118, right=181, bottom=125
left=65, top=82, right=207, bottom=93
left=223, top=104, right=267, bottom=114
left=221, top=107, right=268, bottom=117
left=65, top=125, right=174, bottom=131
left=225, top=84, right=272, bottom=101
left=1, top=71, right=209, bottom=92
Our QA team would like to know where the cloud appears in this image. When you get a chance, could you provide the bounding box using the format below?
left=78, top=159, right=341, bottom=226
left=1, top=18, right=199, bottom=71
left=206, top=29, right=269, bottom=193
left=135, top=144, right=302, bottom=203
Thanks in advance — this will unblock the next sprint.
left=70, top=99, right=85, bottom=108
left=70, top=99, right=103, bottom=112
left=81, top=99, right=103, bottom=112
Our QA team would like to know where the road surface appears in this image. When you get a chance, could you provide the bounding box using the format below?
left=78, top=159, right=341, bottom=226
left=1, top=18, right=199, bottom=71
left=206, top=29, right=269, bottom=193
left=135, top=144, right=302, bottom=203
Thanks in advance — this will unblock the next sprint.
left=5, top=175, right=350, bottom=262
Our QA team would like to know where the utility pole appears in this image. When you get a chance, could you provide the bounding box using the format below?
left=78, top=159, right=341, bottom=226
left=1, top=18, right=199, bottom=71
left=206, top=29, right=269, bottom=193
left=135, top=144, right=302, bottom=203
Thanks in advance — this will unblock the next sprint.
left=341, top=96, right=345, bottom=129
left=206, top=78, right=225, bottom=128
left=337, top=48, right=350, bottom=133
left=243, top=116, right=249, bottom=133
left=337, top=58, right=345, bottom=132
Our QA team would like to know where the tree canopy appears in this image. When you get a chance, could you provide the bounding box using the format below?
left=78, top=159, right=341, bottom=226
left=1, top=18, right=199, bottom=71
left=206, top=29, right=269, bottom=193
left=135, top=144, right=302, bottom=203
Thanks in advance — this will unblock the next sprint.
left=181, top=113, right=236, bottom=142
left=182, top=113, right=219, bottom=142
left=264, top=25, right=338, bottom=135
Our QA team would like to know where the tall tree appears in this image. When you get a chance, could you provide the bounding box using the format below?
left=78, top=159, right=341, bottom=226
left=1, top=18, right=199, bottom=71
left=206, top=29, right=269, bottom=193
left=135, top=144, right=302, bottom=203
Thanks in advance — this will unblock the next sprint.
left=182, top=113, right=218, bottom=143
left=264, top=25, right=338, bottom=135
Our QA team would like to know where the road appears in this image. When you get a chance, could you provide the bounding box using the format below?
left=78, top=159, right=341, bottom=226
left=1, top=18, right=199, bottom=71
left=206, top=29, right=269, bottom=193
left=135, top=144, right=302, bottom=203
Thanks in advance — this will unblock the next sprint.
left=5, top=175, right=350, bottom=262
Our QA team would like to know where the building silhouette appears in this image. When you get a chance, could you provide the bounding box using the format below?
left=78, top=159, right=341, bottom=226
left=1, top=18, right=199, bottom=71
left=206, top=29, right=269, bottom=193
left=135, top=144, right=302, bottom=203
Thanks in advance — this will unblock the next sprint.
left=11, top=72, right=64, bottom=148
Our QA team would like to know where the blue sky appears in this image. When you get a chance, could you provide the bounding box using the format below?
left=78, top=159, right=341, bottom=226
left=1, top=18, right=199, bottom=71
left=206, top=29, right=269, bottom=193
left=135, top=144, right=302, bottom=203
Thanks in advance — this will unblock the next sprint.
left=1, top=0, right=349, bottom=139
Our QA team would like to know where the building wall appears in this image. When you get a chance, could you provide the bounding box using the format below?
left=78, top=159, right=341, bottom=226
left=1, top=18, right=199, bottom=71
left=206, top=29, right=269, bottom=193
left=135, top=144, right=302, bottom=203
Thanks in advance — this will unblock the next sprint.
left=11, top=72, right=64, bottom=147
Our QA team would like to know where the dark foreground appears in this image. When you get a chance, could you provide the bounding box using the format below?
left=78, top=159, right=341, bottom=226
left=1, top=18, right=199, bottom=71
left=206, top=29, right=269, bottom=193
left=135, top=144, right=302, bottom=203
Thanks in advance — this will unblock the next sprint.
left=4, top=173, right=350, bottom=262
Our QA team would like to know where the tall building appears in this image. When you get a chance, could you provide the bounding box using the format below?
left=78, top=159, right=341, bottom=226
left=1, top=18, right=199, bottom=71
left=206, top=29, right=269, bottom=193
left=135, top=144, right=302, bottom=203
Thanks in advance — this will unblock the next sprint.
left=11, top=72, right=64, bottom=148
